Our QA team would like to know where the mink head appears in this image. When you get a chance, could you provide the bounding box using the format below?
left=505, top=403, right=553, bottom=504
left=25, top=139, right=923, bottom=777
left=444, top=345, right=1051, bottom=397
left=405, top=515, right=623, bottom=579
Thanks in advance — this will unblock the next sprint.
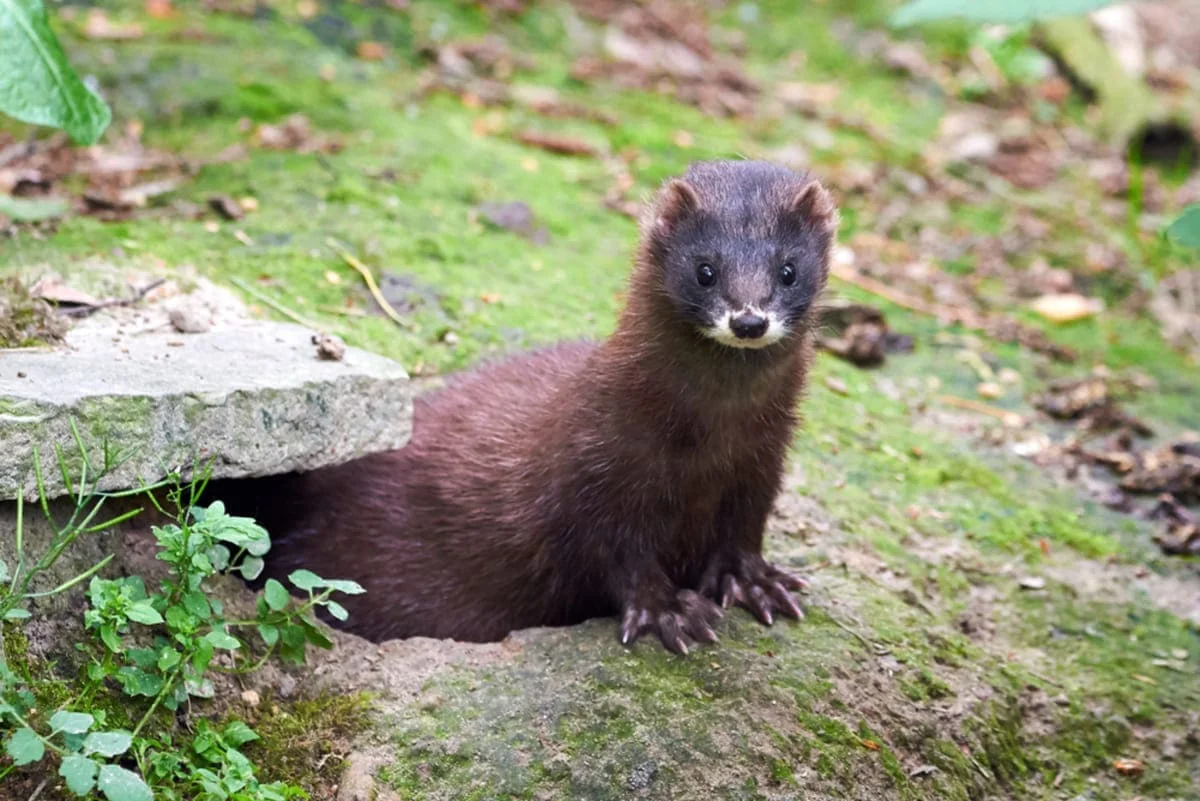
left=641, top=160, right=838, bottom=350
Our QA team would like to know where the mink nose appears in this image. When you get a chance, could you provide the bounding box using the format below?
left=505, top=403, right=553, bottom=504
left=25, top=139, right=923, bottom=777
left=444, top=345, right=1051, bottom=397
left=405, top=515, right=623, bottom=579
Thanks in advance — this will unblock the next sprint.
left=729, top=311, right=769, bottom=340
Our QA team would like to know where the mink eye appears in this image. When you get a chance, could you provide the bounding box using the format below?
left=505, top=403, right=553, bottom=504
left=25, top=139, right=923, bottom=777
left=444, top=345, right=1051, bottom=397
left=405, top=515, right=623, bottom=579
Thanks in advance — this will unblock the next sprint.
left=696, top=263, right=716, bottom=287
left=779, top=262, right=797, bottom=286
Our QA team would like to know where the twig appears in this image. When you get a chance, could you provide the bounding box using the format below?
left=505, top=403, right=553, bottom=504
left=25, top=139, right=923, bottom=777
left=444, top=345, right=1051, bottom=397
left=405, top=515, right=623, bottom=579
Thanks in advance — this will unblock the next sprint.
left=229, top=277, right=325, bottom=331
left=937, top=394, right=1025, bottom=426
left=326, top=238, right=414, bottom=329
left=59, top=278, right=167, bottom=318
left=27, top=778, right=48, bottom=801
left=831, top=263, right=982, bottom=328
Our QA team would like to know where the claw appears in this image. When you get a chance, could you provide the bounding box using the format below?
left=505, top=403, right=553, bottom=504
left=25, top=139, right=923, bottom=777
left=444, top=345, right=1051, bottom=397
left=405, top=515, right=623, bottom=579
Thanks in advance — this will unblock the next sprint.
left=747, top=584, right=774, bottom=625
left=767, top=581, right=804, bottom=620
left=720, top=575, right=746, bottom=609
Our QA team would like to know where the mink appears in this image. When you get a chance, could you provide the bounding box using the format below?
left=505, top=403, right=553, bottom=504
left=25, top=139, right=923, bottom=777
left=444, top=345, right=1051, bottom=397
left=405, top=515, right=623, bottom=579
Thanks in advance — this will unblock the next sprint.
left=211, top=160, right=838, bottom=654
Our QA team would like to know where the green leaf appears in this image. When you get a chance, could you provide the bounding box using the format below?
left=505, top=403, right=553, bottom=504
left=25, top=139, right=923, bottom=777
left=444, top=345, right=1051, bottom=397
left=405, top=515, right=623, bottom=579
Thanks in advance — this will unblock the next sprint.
left=83, top=729, right=133, bottom=757
left=157, top=647, right=182, bottom=671
left=264, top=579, right=290, bottom=611
left=325, top=600, right=348, bottom=621
left=891, top=0, right=1118, bottom=26
left=320, top=578, right=366, bottom=596
left=221, top=720, right=259, bottom=747
left=0, top=194, right=70, bottom=222
left=192, top=637, right=215, bottom=673
left=207, top=544, right=230, bottom=572
left=0, top=0, right=112, bottom=144
left=100, top=625, right=122, bottom=653
left=60, top=754, right=99, bottom=795
left=181, top=591, right=210, bottom=619
left=287, top=570, right=364, bottom=595
left=203, top=629, right=241, bottom=650
left=258, top=623, right=279, bottom=647
left=115, top=667, right=162, bottom=698
left=238, top=555, right=265, bottom=580
left=6, top=727, right=44, bottom=765
left=299, top=616, right=334, bottom=650
left=288, top=569, right=321, bottom=591
left=126, top=601, right=163, bottom=625
left=97, top=764, right=153, bottom=801
left=4, top=607, right=31, bottom=620
left=1167, top=204, right=1200, bottom=249
left=49, top=710, right=94, bottom=734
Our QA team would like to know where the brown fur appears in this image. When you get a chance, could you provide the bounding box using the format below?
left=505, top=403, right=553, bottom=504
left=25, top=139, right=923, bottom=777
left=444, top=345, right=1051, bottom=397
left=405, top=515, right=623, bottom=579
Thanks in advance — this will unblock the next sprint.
left=210, top=160, right=836, bottom=653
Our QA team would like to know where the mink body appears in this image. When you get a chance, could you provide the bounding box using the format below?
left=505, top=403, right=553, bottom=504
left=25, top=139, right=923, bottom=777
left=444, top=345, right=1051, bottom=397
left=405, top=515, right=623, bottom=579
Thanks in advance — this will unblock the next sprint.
left=214, top=160, right=837, bottom=653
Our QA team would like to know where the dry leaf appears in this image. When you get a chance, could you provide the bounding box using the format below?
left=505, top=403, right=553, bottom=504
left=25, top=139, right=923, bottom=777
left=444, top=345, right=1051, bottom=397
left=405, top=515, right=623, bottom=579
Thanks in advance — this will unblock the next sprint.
left=481, top=293, right=502, bottom=304
left=1113, top=758, right=1145, bottom=776
left=824, top=376, right=850, bottom=396
left=357, top=41, right=389, bottom=61
left=1030, top=293, right=1103, bottom=323
left=514, top=130, right=598, bottom=157
left=145, top=0, right=174, bottom=18
left=29, top=278, right=102, bottom=307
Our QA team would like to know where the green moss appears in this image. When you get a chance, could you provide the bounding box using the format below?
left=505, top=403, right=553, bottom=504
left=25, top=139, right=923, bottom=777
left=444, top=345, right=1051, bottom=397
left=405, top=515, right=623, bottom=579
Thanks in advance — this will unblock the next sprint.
left=900, top=668, right=954, bottom=702
left=0, top=277, right=67, bottom=349
left=245, top=691, right=372, bottom=795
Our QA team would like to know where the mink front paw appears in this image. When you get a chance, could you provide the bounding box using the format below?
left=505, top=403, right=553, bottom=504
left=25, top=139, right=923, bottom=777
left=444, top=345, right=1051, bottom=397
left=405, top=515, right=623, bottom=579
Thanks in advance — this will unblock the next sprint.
left=703, top=556, right=806, bottom=627
left=619, top=590, right=724, bottom=655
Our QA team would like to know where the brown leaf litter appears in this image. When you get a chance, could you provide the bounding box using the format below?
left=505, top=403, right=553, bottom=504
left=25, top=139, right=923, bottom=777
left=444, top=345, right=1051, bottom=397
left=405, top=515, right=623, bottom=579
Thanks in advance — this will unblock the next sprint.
left=253, top=114, right=343, bottom=155
left=416, top=36, right=618, bottom=126
left=1031, top=374, right=1153, bottom=436
left=472, top=201, right=550, bottom=244
left=567, top=0, right=758, bottom=118
left=0, top=130, right=196, bottom=222
left=817, top=300, right=913, bottom=368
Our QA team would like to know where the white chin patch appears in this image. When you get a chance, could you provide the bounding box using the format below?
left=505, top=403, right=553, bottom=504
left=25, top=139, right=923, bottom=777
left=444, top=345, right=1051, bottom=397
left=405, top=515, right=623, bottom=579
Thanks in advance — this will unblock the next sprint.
left=701, top=310, right=788, bottom=350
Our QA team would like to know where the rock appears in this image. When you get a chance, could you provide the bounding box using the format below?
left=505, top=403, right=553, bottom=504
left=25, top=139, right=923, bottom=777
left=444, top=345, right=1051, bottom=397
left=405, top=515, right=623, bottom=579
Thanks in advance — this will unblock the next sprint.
left=0, top=321, right=413, bottom=501
left=169, top=306, right=210, bottom=333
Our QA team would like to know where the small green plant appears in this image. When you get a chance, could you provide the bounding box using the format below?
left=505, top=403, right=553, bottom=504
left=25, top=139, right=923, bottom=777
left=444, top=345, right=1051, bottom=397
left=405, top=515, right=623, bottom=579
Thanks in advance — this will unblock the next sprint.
left=1167, top=205, right=1200, bottom=249
left=1, top=431, right=364, bottom=799
left=891, top=0, right=1120, bottom=27
left=0, top=0, right=112, bottom=145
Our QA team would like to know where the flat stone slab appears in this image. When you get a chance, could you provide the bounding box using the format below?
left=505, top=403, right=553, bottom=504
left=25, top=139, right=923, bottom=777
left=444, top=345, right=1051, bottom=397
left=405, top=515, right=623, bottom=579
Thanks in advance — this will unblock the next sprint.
left=0, top=320, right=412, bottom=501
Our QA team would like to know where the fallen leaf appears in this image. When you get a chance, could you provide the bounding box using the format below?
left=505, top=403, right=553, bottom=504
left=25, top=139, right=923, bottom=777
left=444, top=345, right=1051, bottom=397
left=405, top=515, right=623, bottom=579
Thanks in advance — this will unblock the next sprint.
left=824, top=376, right=850, bottom=396
left=145, top=0, right=174, bottom=18
left=239, top=196, right=259, bottom=213
left=514, top=130, right=598, bottom=156
left=480, top=293, right=502, bottom=304
left=474, top=200, right=549, bottom=244
left=357, top=41, right=389, bottom=61
left=1030, top=293, right=1103, bottom=323
left=1113, top=758, right=1145, bottom=776
left=208, top=194, right=244, bottom=221
left=977, top=381, right=1003, bottom=399
left=29, top=277, right=101, bottom=307
left=1018, top=576, right=1046, bottom=590
left=860, top=739, right=880, bottom=751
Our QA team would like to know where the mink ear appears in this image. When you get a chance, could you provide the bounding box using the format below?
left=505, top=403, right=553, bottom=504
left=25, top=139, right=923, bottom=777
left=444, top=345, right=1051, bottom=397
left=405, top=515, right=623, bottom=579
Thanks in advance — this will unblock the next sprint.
left=650, top=178, right=701, bottom=238
left=789, top=179, right=839, bottom=234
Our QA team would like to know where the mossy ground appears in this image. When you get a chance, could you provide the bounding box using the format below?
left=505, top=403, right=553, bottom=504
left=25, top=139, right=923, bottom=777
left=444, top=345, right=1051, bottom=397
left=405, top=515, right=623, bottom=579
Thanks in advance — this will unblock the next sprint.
left=3, top=0, right=1199, bottom=799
